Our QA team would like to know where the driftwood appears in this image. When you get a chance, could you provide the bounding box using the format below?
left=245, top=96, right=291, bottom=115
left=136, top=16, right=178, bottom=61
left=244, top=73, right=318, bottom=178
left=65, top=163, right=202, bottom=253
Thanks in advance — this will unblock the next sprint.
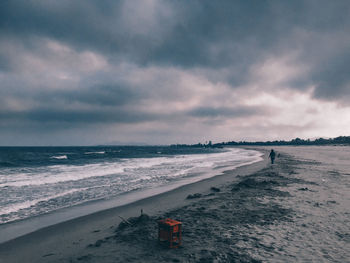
left=116, top=212, right=151, bottom=231
left=118, top=215, right=132, bottom=225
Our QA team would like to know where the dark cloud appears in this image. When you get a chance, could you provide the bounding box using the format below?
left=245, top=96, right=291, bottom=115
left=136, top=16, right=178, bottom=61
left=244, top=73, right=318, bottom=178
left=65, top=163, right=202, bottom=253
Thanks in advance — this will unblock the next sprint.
left=0, top=1, right=120, bottom=48
left=0, top=0, right=350, bottom=144
left=188, top=106, right=266, bottom=119
left=311, top=50, right=350, bottom=101
left=28, top=108, right=155, bottom=124
left=0, top=53, right=10, bottom=71
left=47, top=84, right=140, bottom=107
left=0, top=81, right=150, bottom=127
left=1, top=1, right=349, bottom=94
left=0, top=106, right=157, bottom=127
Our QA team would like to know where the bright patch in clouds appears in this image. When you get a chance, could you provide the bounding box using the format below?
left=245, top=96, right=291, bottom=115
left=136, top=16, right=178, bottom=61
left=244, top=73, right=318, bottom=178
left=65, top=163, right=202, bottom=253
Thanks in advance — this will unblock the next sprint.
left=250, top=54, right=308, bottom=88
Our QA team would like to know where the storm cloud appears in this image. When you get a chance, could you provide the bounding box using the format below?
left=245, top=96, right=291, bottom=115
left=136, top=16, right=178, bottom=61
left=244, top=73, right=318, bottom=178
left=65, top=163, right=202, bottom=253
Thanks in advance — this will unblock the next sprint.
left=0, top=0, right=350, bottom=145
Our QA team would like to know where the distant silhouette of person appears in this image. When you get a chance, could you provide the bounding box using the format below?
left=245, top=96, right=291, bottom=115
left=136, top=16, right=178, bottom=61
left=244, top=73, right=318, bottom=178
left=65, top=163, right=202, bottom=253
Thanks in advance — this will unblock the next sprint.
left=269, top=149, right=276, bottom=164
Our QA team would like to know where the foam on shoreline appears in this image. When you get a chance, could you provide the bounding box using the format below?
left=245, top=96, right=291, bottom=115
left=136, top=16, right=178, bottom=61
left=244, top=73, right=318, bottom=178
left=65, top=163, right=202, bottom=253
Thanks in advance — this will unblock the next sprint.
left=0, top=149, right=265, bottom=244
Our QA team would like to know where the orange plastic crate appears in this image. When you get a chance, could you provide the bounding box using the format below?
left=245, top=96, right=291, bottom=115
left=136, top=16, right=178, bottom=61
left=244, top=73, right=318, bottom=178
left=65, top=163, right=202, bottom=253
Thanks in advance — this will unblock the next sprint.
left=158, top=218, right=182, bottom=248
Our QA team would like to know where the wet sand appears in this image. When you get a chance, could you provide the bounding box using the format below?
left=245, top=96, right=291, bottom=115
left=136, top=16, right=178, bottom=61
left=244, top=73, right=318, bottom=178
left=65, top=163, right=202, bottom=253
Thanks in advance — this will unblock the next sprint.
left=1, top=146, right=349, bottom=262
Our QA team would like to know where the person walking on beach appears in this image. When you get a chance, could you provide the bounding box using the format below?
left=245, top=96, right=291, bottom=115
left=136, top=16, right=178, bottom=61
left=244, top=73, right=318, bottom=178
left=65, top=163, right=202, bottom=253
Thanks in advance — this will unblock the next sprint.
left=269, top=149, right=276, bottom=164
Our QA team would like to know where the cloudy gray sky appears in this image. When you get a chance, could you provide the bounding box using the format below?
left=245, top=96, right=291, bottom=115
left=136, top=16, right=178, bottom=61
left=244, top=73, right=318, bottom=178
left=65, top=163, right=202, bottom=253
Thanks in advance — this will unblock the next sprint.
left=1, top=0, right=350, bottom=145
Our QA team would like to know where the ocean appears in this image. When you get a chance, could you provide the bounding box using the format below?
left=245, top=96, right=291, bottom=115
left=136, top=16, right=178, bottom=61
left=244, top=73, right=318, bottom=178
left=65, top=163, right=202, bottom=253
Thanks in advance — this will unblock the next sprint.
left=0, top=146, right=263, bottom=226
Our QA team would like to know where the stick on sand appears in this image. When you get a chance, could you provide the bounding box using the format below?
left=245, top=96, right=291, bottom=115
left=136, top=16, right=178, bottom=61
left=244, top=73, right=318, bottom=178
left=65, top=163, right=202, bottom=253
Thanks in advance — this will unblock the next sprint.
left=118, top=215, right=132, bottom=225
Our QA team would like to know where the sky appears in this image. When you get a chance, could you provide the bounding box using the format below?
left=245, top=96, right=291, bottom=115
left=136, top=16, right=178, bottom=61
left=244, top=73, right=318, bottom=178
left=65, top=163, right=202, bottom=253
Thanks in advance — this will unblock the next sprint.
left=0, top=0, right=350, bottom=146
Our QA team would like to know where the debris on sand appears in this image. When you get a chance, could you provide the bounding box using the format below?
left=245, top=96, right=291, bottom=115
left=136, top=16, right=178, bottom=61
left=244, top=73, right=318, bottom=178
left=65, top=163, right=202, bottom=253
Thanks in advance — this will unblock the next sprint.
left=117, top=213, right=151, bottom=230
left=186, top=193, right=202, bottom=199
left=210, top=187, right=220, bottom=192
left=233, top=178, right=280, bottom=190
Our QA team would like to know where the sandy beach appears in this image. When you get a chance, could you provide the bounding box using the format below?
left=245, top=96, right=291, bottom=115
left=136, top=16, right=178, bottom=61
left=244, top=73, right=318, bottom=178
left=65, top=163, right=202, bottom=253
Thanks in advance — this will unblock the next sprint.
left=1, top=146, right=349, bottom=262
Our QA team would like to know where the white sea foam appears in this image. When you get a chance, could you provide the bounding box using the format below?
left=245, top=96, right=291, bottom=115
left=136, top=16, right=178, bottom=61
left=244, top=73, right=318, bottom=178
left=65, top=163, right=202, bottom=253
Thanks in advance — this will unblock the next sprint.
left=0, top=189, right=82, bottom=216
left=0, top=148, right=262, bottom=188
left=84, top=151, right=105, bottom=155
left=0, top=157, right=170, bottom=187
left=51, top=155, right=68, bottom=159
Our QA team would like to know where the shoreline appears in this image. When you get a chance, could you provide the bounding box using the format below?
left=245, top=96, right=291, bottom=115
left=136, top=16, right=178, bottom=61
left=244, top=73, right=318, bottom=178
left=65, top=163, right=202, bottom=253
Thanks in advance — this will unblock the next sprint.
left=0, top=148, right=264, bottom=244
left=0, top=149, right=268, bottom=263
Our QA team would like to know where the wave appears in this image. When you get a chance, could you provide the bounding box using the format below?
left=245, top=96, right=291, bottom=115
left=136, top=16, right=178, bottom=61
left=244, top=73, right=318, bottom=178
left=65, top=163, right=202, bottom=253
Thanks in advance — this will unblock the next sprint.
left=0, top=189, right=82, bottom=217
left=51, top=155, right=68, bottom=160
left=84, top=151, right=105, bottom=155
left=0, top=161, right=16, bottom=167
left=0, top=148, right=262, bottom=188
left=0, top=158, right=168, bottom=187
left=0, top=148, right=263, bottom=225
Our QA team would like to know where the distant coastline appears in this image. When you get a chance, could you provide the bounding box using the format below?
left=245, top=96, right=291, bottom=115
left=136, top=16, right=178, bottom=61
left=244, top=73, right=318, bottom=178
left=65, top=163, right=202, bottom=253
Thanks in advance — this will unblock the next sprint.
left=171, top=136, right=350, bottom=147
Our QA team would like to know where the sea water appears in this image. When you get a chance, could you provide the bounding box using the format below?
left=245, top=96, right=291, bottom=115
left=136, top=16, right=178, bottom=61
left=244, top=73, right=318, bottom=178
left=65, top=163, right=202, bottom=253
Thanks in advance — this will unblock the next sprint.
left=0, top=146, right=262, bottom=226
